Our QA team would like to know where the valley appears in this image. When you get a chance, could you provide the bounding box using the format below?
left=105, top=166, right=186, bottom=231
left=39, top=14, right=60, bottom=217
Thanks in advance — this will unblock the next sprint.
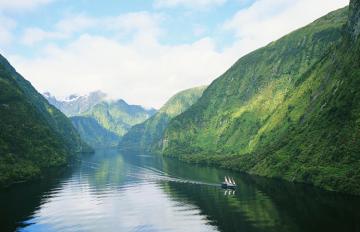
left=0, top=0, right=359, bottom=231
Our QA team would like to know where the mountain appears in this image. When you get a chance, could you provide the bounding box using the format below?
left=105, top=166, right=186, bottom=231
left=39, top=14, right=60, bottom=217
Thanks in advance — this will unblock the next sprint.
left=119, top=86, right=206, bottom=152
left=71, top=116, right=120, bottom=148
left=44, top=91, right=107, bottom=116
left=162, top=4, right=360, bottom=195
left=82, top=99, right=156, bottom=137
left=0, top=55, right=91, bottom=187
left=44, top=92, right=156, bottom=146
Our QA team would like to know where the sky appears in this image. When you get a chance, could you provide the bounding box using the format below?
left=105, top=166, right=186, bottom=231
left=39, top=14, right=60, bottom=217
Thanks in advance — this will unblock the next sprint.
left=0, top=0, right=349, bottom=108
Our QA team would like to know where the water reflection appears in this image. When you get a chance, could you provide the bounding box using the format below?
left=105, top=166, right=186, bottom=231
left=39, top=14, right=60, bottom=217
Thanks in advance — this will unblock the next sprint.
left=0, top=149, right=359, bottom=232
left=223, top=190, right=235, bottom=196
left=0, top=168, right=73, bottom=232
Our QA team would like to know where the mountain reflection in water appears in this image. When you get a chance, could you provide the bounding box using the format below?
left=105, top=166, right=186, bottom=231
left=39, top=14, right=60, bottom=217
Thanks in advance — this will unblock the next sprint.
left=0, top=149, right=359, bottom=232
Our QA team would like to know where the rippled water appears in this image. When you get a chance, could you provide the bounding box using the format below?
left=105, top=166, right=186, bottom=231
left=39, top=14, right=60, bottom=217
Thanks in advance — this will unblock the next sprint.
left=1, top=149, right=360, bottom=232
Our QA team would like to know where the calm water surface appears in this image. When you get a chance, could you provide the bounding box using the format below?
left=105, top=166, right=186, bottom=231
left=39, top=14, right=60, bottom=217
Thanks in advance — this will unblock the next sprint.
left=0, top=149, right=360, bottom=232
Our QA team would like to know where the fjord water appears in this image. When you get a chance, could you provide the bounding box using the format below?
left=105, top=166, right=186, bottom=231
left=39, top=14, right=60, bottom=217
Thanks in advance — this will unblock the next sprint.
left=1, top=149, right=360, bottom=232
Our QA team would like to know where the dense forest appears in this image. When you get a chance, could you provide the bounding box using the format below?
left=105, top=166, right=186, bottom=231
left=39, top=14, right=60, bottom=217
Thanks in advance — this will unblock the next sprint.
left=0, top=55, right=91, bottom=187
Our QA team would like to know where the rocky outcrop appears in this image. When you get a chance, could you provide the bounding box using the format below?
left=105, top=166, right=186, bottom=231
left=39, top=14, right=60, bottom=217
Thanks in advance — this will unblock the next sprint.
left=348, top=0, right=360, bottom=39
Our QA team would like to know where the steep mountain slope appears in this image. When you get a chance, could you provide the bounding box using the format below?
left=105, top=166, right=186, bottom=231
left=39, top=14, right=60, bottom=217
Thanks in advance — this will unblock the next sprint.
left=82, top=99, right=156, bottom=137
left=119, top=86, right=206, bottom=152
left=0, top=56, right=90, bottom=187
left=163, top=5, right=360, bottom=195
left=71, top=116, right=120, bottom=148
left=45, top=92, right=156, bottom=146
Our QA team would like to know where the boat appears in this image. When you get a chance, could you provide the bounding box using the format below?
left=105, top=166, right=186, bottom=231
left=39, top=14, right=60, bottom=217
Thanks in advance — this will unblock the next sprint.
left=224, top=189, right=235, bottom=196
left=221, top=176, right=236, bottom=189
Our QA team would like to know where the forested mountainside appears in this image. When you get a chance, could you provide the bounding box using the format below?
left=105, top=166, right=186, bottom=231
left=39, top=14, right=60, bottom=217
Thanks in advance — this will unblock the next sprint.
left=71, top=116, right=120, bottom=148
left=82, top=99, right=156, bottom=137
left=119, top=86, right=206, bottom=152
left=45, top=92, right=156, bottom=146
left=0, top=56, right=91, bottom=187
left=162, top=3, right=360, bottom=195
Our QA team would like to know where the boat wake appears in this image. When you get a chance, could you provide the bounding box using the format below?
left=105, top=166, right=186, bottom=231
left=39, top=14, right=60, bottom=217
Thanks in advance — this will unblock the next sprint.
left=78, top=159, right=222, bottom=188
left=134, top=165, right=220, bottom=188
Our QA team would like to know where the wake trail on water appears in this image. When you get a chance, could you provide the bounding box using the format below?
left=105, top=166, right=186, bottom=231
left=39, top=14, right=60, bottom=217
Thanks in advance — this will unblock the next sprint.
left=77, top=159, right=220, bottom=188
left=137, top=165, right=220, bottom=187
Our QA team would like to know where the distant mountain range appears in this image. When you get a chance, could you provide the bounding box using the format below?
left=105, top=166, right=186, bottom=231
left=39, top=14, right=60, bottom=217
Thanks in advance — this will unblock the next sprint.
left=44, top=91, right=156, bottom=147
left=43, top=91, right=107, bottom=116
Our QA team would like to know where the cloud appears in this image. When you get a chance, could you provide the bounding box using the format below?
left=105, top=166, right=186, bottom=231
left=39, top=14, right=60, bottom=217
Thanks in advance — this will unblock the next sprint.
left=55, top=14, right=96, bottom=34
left=20, top=12, right=163, bottom=46
left=12, top=34, right=235, bottom=108
left=12, top=0, right=350, bottom=108
left=21, top=27, right=64, bottom=45
left=193, top=24, right=207, bottom=37
left=106, top=12, right=164, bottom=44
left=0, top=0, right=53, bottom=11
left=223, top=0, right=349, bottom=56
left=0, top=0, right=54, bottom=49
left=21, top=14, right=96, bottom=46
left=0, top=15, right=16, bottom=45
left=154, top=0, right=226, bottom=9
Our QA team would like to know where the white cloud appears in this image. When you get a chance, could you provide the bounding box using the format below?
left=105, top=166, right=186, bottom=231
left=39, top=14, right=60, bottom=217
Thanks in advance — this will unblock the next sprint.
left=20, top=12, right=163, bottom=46
left=193, top=24, right=207, bottom=37
left=21, top=27, right=65, bottom=45
left=13, top=34, right=235, bottom=108
left=55, top=14, right=96, bottom=34
left=0, top=0, right=53, bottom=11
left=21, top=14, right=98, bottom=46
left=154, top=0, right=226, bottom=9
left=12, top=0, right=350, bottom=108
left=0, top=15, right=16, bottom=45
left=106, top=12, right=163, bottom=44
left=223, top=0, right=349, bottom=56
left=0, top=0, right=54, bottom=48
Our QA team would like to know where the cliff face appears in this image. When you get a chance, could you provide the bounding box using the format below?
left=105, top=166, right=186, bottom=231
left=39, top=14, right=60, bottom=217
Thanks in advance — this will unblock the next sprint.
left=348, top=0, right=360, bottom=39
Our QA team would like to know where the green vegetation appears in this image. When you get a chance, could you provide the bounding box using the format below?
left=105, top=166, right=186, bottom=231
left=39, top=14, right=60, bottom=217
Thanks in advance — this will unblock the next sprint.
left=119, top=86, right=206, bottom=152
left=71, top=116, right=120, bottom=148
left=163, top=4, right=360, bottom=195
left=0, top=55, right=91, bottom=187
left=45, top=92, right=156, bottom=147
left=82, top=99, right=156, bottom=137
